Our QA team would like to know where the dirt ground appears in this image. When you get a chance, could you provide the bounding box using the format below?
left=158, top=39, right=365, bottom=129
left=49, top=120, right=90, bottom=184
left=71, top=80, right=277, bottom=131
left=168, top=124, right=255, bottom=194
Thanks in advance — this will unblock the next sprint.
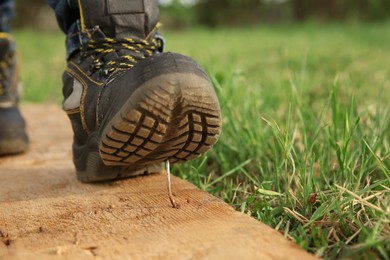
left=0, top=104, right=315, bottom=259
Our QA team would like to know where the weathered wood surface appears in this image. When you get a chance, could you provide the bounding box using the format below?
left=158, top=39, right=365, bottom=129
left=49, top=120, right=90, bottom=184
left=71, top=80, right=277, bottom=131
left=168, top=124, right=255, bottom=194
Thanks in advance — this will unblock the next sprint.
left=0, top=104, right=316, bottom=259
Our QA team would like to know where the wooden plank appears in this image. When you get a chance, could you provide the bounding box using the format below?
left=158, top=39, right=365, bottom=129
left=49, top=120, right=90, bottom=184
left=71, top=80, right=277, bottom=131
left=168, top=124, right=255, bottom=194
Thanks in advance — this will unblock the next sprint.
left=0, top=104, right=316, bottom=259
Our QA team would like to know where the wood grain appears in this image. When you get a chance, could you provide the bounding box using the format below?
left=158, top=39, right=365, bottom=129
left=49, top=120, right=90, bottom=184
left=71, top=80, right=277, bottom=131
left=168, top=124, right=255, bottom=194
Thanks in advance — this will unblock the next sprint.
left=0, top=104, right=316, bottom=259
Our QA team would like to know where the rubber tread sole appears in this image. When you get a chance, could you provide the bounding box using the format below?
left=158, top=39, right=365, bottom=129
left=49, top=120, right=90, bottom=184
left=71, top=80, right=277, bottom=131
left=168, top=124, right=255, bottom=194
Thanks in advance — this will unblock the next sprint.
left=99, top=72, right=221, bottom=170
left=0, top=138, right=28, bottom=155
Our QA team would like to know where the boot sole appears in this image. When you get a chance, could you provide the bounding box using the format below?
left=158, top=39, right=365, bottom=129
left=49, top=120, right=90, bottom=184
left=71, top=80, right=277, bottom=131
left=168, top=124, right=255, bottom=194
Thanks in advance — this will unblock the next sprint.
left=99, top=72, right=221, bottom=171
left=0, top=136, right=28, bottom=155
left=0, top=106, right=29, bottom=156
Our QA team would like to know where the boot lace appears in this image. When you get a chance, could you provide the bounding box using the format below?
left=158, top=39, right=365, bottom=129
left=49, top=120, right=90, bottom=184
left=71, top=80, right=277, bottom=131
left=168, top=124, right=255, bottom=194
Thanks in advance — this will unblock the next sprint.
left=0, top=53, right=13, bottom=96
left=81, top=25, right=162, bottom=78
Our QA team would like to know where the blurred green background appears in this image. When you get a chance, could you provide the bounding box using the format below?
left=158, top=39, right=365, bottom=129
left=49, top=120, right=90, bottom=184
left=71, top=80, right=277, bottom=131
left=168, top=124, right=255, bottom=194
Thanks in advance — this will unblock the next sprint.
left=13, top=0, right=390, bottom=30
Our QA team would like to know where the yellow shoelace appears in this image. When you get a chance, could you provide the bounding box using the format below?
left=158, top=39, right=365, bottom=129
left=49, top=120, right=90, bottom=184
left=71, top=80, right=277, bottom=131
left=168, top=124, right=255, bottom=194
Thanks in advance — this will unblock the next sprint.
left=81, top=23, right=162, bottom=77
left=0, top=53, right=13, bottom=96
left=85, top=37, right=159, bottom=75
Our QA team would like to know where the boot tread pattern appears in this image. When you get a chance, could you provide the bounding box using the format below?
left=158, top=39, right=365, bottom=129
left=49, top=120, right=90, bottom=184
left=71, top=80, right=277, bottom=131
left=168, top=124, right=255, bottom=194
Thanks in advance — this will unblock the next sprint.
left=99, top=83, right=221, bottom=169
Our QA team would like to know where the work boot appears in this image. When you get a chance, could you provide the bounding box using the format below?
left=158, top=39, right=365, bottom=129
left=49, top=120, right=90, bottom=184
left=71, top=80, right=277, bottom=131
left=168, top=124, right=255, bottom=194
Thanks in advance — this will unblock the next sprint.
left=0, top=33, right=28, bottom=155
left=63, top=0, right=221, bottom=182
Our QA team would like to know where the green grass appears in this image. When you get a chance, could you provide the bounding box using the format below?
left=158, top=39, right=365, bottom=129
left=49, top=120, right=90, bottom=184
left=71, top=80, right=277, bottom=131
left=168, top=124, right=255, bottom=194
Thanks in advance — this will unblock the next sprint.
left=14, top=30, right=65, bottom=103
left=14, top=23, right=390, bottom=259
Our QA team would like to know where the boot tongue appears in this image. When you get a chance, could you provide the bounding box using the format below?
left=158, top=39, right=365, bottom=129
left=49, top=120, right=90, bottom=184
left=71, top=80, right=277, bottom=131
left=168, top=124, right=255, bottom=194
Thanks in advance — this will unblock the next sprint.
left=81, top=0, right=159, bottom=39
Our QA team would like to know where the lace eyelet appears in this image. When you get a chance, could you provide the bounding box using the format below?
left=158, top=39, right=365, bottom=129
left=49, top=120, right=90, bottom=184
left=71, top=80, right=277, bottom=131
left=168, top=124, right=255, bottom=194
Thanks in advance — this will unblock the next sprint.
left=99, top=68, right=110, bottom=78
